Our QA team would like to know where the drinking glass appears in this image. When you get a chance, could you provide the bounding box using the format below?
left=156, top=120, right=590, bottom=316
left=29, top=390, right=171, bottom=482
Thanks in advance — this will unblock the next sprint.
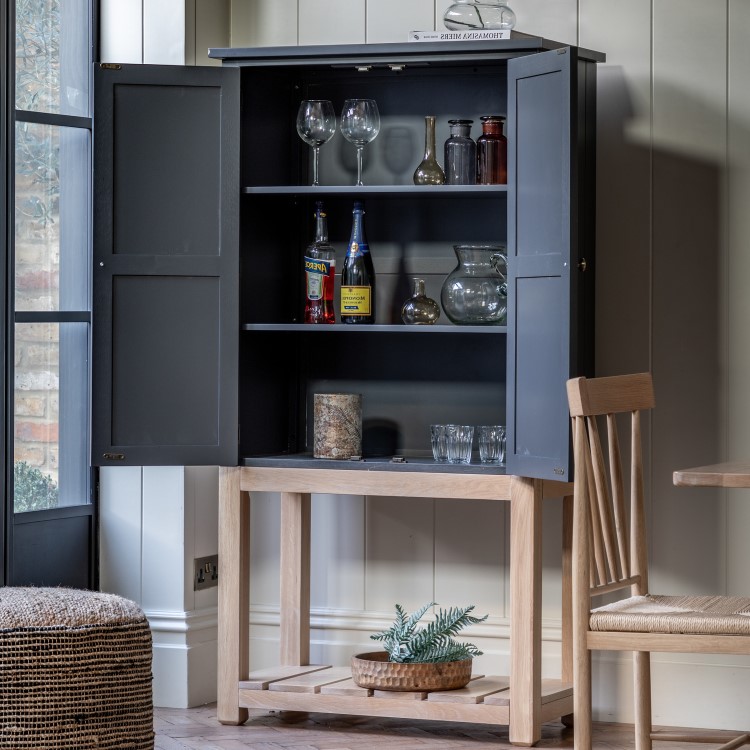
left=446, top=424, right=474, bottom=464
left=430, top=424, right=449, bottom=462
left=477, top=425, right=506, bottom=465
left=340, top=98, right=380, bottom=186
left=296, top=99, right=337, bottom=186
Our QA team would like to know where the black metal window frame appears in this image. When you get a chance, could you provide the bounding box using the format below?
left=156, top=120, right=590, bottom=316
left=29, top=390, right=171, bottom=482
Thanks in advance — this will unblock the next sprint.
left=2, top=0, right=98, bottom=585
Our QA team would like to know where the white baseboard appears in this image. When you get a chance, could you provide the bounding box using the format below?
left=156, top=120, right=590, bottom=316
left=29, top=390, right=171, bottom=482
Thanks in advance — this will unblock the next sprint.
left=147, top=607, right=218, bottom=708
left=146, top=605, right=750, bottom=730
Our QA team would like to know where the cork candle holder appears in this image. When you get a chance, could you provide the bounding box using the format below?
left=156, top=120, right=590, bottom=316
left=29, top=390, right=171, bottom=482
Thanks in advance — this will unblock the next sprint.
left=313, top=393, right=362, bottom=459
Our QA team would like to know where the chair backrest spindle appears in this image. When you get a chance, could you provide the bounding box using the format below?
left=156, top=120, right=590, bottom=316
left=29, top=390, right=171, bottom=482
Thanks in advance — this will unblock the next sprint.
left=566, top=373, right=655, bottom=600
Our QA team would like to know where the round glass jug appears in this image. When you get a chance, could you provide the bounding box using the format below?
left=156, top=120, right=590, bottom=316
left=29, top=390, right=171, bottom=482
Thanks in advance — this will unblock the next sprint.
left=441, top=244, right=508, bottom=325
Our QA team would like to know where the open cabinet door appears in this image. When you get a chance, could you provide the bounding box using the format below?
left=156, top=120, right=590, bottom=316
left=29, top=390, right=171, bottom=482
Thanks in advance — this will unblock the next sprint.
left=505, top=47, right=596, bottom=481
left=92, top=64, right=240, bottom=467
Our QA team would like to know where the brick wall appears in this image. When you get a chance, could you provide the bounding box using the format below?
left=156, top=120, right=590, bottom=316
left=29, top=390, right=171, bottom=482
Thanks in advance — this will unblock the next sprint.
left=14, top=2, right=61, bottom=487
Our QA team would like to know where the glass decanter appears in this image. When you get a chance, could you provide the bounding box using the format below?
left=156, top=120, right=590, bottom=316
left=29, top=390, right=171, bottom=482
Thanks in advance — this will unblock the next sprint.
left=477, top=115, right=507, bottom=185
left=443, top=0, right=516, bottom=30
left=401, top=278, right=441, bottom=325
left=441, top=244, right=507, bottom=325
left=444, top=119, right=476, bottom=185
left=413, top=115, right=445, bottom=185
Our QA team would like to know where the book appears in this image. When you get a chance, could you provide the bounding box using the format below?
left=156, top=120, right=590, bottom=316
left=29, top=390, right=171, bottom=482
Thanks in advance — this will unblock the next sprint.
left=408, top=29, right=511, bottom=42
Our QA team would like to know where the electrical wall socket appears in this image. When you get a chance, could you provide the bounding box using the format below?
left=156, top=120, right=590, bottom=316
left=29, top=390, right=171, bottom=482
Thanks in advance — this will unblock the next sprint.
left=194, top=554, right=219, bottom=591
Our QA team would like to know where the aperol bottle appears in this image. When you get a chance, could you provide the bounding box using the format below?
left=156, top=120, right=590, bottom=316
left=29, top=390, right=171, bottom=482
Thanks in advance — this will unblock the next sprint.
left=304, top=201, right=336, bottom=324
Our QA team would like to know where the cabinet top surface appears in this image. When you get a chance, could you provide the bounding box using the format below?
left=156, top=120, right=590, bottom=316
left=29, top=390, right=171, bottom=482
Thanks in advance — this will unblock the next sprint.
left=209, top=32, right=605, bottom=65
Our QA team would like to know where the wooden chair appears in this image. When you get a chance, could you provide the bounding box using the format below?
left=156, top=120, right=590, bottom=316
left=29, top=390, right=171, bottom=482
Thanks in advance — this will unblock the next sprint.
left=566, top=372, right=750, bottom=750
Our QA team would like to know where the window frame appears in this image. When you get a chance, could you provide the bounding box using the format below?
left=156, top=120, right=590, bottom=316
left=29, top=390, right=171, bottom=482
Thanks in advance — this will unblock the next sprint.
left=3, top=0, right=98, bottom=586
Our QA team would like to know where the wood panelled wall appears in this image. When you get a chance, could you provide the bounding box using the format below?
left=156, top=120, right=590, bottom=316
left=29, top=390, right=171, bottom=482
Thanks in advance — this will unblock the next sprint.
left=225, top=0, right=750, bottom=731
left=99, top=0, right=750, bottom=727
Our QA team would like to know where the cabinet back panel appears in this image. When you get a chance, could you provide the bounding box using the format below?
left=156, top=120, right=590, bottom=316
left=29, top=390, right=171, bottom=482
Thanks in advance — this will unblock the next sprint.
left=239, top=332, right=301, bottom=456
left=241, top=196, right=506, bottom=325
left=242, top=197, right=305, bottom=324
left=238, top=330, right=505, bottom=458
left=240, top=65, right=508, bottom=187
left=305, top=380, right=506, bottom=457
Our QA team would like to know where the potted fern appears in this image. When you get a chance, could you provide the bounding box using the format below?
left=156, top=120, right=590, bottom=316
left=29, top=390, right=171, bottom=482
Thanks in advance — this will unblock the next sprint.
left=351, top=601, right=488, bottom=691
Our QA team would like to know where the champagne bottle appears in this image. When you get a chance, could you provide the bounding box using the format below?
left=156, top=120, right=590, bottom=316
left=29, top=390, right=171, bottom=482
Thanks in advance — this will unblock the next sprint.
left=304, top=201, right=336, bottom=324
left=341, top=201, right=376, bottom=324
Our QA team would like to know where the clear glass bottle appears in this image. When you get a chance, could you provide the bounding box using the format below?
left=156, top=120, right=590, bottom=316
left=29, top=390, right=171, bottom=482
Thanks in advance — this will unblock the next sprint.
left=341, top=201, right=376, bottom=324
left=304, top=201, right=336, bottom=324
left=444, top=119, right=476, bottom=185
left=440, top=244, right=508, bottom=325
left=401, top=278, right=441, bottom=325
left=476, top=115, right=507, bottom=185
left=413, top=116, right=445, bottom=185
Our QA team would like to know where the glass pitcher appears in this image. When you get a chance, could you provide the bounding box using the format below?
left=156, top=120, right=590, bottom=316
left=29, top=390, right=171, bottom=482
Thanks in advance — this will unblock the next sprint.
left=440, top=244, right=507, bottom=325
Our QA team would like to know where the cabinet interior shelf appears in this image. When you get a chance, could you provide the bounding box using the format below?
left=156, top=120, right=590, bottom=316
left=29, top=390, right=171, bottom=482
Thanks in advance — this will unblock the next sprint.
left=241, top=185, right=508, bottom=196
left=241, top=454, right=508, bottom=474
left=242, top=323, right=508, bottom=333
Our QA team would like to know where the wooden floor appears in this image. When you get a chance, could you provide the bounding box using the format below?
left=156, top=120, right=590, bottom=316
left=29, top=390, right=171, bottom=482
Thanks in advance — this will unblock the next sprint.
left=154, top=704, right=744, bottom=749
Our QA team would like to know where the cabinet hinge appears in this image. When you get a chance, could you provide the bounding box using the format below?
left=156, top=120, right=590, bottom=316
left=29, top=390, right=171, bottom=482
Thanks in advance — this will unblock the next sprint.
left=102, top=452, right=125, bottom=461
left=99, top=63, right=122, bottom=70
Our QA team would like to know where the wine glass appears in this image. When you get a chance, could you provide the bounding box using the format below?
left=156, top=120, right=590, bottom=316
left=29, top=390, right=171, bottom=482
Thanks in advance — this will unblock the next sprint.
left=340, top=98, right=381, bottom=186
left=296, top=99, right=337, bottom=186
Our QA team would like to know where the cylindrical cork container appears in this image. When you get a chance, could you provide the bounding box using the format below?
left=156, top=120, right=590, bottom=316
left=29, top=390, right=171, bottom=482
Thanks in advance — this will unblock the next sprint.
left=313, top=393, right=362, bottom=459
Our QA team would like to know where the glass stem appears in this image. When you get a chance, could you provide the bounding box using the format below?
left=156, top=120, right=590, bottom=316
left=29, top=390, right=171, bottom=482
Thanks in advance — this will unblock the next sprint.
left=356, top=146, right=364, bottom=186
left=312, top=145, right=321, bottom=186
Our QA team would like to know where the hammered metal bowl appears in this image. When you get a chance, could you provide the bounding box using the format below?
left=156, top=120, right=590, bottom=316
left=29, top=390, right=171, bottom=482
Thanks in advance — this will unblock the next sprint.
left=350, top=651, right=473, bottom=692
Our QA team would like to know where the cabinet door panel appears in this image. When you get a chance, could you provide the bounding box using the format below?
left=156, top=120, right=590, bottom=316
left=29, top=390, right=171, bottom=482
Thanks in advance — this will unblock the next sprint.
left=93, top=64, right=240, bottom=466
left=507, top=48, right=591, bottom=481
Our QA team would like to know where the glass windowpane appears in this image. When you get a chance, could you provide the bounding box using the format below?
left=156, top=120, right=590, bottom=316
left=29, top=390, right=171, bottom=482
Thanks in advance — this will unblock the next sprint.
left=14, top=323, right=90, bottom=512
left=14, top=122, right=90, bottom=311
left=15, top=0, right=90, bottom=116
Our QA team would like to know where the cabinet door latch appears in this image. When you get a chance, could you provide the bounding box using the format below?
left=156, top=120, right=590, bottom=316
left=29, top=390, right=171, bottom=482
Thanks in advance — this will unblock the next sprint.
left=577, top=258, right=588, bottom=272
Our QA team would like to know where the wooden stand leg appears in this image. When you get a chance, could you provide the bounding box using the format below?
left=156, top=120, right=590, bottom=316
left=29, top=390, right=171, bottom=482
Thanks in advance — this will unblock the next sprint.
left=509, top=476, right=543, bottom=747
left=217, top=466, right=249, bottom=725
left=561, top=493, right=574, bottom=727
left=279, top=492, right=311, bottom=666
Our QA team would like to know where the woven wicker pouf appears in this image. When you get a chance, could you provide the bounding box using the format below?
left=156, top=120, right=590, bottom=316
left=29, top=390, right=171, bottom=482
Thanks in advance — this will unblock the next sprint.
left=0, top=586, right=154, bottom=750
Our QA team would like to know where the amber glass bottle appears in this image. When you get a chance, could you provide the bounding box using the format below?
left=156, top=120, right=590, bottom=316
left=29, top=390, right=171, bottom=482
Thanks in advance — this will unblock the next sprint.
left=476, top=115, right=507, bottom=185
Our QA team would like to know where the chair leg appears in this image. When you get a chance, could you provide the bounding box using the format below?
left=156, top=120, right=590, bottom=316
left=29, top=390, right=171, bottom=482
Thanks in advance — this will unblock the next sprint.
left=634, top=650, right=652, bottom=750
left=574, top=648, right=592, bottom=750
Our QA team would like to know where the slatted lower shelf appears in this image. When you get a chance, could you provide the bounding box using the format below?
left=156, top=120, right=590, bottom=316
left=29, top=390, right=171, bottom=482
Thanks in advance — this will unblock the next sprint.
left=238, top=665, right=573, bottom=726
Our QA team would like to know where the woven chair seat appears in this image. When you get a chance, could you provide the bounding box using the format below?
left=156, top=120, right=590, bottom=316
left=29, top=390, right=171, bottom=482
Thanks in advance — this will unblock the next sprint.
left=0, top=586, right=154, bottom=750
left=591, top=594, right=750, bottom=635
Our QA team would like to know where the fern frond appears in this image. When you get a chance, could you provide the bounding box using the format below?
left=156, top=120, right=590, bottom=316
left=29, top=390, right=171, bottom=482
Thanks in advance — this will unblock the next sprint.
left=368, top=601, right=488, bottom=664
left=403, top=601, right=435, bottom=638
left=415, top=641, right=483, bottom=663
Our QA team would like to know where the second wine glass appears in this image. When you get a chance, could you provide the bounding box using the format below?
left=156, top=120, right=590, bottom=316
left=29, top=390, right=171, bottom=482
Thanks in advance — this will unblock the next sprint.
left=340, top=99, right=380, bottom=186
left=296, top=100, right=337, bottom=186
